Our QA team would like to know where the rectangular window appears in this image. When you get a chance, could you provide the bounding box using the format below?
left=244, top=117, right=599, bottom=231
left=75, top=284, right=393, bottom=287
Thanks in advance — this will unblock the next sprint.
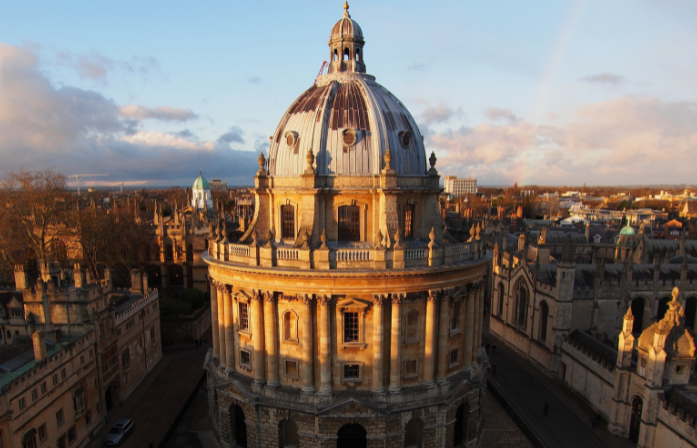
left=344, top=364, right=360, bottom=379
left=451, top=302, right=461, bottom=331
left=338, top=205, right=360, bottom=241
left=285, top=360, right=298, bottom=378
left=53, top=374, right=59, bottom=386
left=165, top=245, right=174, bottom=261
left=31, top=388, right=38, bottom=401
left=240, top=350, right=251, bottom=368
left=281, top=205, right=295, bottom=239
left=61, top=368, right=66, bottom=380
left=86, top=409, right=92, bottom=426
left=41, top=382, right=47, bottom=394
left=239, top=303, right=249, bottom=331
left=80, top=355, right=85, bottom=365
left=67, top=426, right=76, bottom=444
left=18, top=397, right=25, bottom=410
left=402, top=205, right=414, bottom=238
left=38, top=423, right=48, bottom=441
left=150, top=326, right=156, bottom=342
left=56, top=408, right=65, bottom=427
left=343, top=312, right=359, bottom=342
left=449, top=348, right=459, bottom=366
left=57, top=435, right=67, bottom=448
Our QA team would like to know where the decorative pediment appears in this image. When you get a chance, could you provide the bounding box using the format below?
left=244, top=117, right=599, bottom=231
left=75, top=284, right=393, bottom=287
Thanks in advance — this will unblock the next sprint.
left=8, top=296, right=23, bottom=309
left=336, top=298, right=370, bottom=311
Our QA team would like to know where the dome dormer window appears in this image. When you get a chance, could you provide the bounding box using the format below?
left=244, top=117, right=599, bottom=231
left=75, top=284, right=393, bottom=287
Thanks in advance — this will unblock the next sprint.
left=399, top=130, right=412, bottom=149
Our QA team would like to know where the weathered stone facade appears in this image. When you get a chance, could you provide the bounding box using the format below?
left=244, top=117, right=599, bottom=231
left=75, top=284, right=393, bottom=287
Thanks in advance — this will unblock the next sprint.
left=203, top=4, right=490, bottom=447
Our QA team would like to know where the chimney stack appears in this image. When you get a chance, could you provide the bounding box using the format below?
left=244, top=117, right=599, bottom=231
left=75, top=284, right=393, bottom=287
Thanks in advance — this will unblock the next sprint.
left=14, top=265, right=28, bottom=290
left=74, top=263, right=85, bottom=289
left=142, top=272, right=149, bottom=294
left=32, top=331, right=47, bottom=363
left=130, top=269, right=142, bottom=294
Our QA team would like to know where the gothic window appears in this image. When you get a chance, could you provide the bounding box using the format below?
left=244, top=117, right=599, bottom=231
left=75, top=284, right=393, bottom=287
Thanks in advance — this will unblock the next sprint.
left=283, top=311, right=298, bottom=342
left=239, top=302, right=249, bottom=331
left=165, top=245, right=173, bottom=261
left=516, top=284, right=529, bottom=329
left=344, top=312, right=359, bottom=342
left=538, top=301, right=549, bottom=342
left=281, top=205, right=295, bottom=239
left=338, top=205, right=360, bottom=241
left=405, top=310, right=419, bottom=342
left=497, top=284, right=505, bottom=316
left=402, top=204, right=415, bottom=238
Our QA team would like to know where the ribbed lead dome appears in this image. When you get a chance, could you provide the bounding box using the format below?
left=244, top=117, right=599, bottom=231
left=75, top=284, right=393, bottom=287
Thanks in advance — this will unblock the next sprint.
left=267, top=4, right=426, bottom=177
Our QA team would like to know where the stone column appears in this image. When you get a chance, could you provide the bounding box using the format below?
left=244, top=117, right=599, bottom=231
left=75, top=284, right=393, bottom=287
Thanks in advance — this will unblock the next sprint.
left=300, top=295, right=315, bottom=393
left=217, top=283, right=227, bottom=367
left=472, top=282, right=481, bottom=364
left=372, top=295, right=386, bottom=393
left=210, top=281, right=220, bottom=358
left=251, top=291, right=265, bottom=384
left=463, top=286, right=476, bottom=370
left=476, top=284, right=485, bottom=358
left=423, top=291, right=438, bottom=386
left=318, top=295, right=332, bottom=394
left=224, top=285, right=235, bottom=372
left=264, top=292, right=279, bottom=386
left=389, top=293, right=403, bottom=393
left=436, top=292, right=451, bottom=383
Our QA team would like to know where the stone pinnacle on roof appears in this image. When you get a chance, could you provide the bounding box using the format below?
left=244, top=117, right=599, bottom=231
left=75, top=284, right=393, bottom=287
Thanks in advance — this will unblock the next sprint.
left=561, top=233, right=574, bottom=264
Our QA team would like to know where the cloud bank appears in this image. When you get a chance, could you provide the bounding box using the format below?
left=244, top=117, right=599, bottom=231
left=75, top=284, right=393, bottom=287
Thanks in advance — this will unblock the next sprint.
left=0, top=43, right=259, bottom=186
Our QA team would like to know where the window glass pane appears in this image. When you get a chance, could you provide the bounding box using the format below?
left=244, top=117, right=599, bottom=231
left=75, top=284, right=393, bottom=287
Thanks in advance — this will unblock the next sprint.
left=344, top=312, right=359, bottom=342
left=338, top=206, right=360, bottom=241
left=239, top=303, right=249, bottom=331
left=281, top=205, right=295, bottom=239
left=403, top=205, right=414, bottom=238
left=344, top=364, right=359, bottom=378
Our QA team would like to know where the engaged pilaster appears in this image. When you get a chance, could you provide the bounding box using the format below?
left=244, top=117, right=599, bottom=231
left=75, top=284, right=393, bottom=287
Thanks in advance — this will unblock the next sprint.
left=423, top=291, right=438, bottom=386
left=463, top=285, right=476, bottom=370
left=476, top=284, right=485, bottom=359
left=251, top=291, right=266, bottom=384
left=300, top=294, right=315, bottom=393
left=389, top=293, right=403, bottom=393
left=217, top=282, right=227, bottom=367
left=318, top=295, right=332, bottom=394
left=264, top=292, right=279, bottom=386
left=210, top=280, right=220, bottom=358
left=472, top=282, right=481, bottom=365
left=372, top=294, right=386, bottom=393
left=436, top=291, right=450, bottom=384
left=224, top=285, right=235, bottom=373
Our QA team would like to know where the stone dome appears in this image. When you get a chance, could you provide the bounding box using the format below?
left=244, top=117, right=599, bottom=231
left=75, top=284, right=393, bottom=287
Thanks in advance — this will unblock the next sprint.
left=619, top=224, right=636, bottom=236
left=267, top=2, right=426, bottom=178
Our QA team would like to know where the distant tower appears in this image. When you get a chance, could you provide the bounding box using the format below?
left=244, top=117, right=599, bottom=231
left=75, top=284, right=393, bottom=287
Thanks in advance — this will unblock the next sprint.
left=191, top=170, right=213, bottom=211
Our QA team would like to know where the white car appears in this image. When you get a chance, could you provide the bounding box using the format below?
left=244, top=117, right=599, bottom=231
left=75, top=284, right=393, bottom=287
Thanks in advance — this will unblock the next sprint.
left=104, top=419, right=135, bottom=446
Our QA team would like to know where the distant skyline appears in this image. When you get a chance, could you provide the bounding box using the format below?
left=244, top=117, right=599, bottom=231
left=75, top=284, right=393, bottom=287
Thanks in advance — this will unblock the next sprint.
left=1, top=0, right=696, bottom=188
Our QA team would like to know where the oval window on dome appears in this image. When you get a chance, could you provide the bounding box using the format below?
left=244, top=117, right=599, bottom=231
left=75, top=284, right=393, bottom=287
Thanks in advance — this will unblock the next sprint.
left=284, top=131, right=298, bottom=148
left=399, top=130, right=412, bottom=149
left=343, top=129, right=357, bottom=147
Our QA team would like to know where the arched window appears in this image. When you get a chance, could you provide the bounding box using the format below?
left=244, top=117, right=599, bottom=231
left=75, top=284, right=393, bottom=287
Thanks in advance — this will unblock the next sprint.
left=338, top=205, right=360, bottom=241
left=497, top=284, right=505, bottom=316
left=516, top=283, right=529, bottom=329
left=343, top=47, right=350, bottom=61
left=122, top=348, right=131, bottom=370
left=631, top=298, right=645, bottom=334
left=356, top=49, right=361, bottom=62
left=402, top=204, right=415, bottom=238
left=337, top=423, right=366, bottom=448
left=405, top=310, right=419, bottom=342
left=657, top=297, right=670, bottom=321
left=281, top=205, right=295, bottom=239
left=278, top=419, right=299, bottom=448
left=334, top=49, right=338, bottom=61
left=283, top=311, right=298, bottom=341
left=685, top=297, right=697, bottom=332
left=231, top=404, right=247, bottom=448
left=404, top=418, right=423, bottom=447
left=629, top=396, right=643, bottom=444
left=538, top=301, right=549, bottom=342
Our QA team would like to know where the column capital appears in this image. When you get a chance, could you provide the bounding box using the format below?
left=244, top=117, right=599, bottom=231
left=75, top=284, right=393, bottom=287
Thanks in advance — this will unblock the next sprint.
left=223, top=284, right=233, bottom=294
left=216, top=281, right=226, bottom=292
left=427, top=290, right=440, bottom=302
left=317, top=294, right=331, bottom=306
left=251, top=289, right=264, bottom=301
left=263, top=291, right=276, bottom=302
left=391, top=293, right=405, bottom=305
left=298, top=294, right=313, bottom=306
left=372, top=294, right=388, bottom=306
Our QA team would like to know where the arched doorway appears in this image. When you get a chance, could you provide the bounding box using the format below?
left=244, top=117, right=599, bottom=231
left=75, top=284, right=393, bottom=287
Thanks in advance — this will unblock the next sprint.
left=538, top=301, right=549, bottom=342
left=404, top=418, right=423, bottom=447
left=231, top=404, right=247, bottom=448
left=629, top=396, right=643, bottom=443
left=657, top=297, right=670, bottom=321
left=278, top=419, right=299, bottom=448
left=453, top=404, right=468, bottom=447
left=685, top=297, right=696, bottom=332
left=630, top=298, right=645, bottom=334
left=337, top=423, right=366, bottom=448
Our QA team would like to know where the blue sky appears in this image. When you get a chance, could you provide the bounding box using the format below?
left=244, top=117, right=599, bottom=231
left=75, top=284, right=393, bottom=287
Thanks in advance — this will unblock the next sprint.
left=1, top=0, right=696, bottom=187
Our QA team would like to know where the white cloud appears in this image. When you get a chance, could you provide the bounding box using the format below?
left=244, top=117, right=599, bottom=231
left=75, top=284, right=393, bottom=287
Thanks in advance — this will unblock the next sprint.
left=119, top=105, right=198, bottom=122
